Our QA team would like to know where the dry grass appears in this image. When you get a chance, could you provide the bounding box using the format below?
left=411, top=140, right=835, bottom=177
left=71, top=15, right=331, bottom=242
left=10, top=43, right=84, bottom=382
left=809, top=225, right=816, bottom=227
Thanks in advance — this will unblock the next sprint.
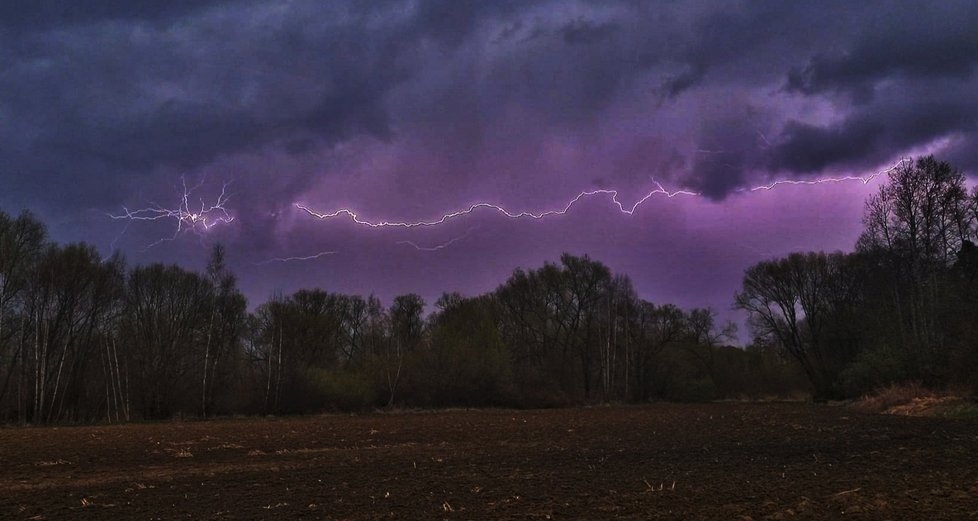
left=853, top=382, right=977, bottom=417
left=852, top=382, right=936, bottom=413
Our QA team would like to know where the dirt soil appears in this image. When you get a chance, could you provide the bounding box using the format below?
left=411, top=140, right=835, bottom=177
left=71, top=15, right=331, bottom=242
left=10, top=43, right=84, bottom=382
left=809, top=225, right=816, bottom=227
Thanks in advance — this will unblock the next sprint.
left=2, top=403, right=977, bottom=520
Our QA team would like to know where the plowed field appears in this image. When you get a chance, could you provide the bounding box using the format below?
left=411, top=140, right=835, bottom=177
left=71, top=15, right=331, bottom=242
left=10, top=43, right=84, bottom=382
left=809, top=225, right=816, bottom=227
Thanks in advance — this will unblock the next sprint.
left=3, top=404, right=977, bottom=519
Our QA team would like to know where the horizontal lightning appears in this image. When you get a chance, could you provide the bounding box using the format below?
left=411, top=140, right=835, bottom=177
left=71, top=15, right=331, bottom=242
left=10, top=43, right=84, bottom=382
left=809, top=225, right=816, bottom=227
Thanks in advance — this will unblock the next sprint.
left=295, top=162, right=901, bottom=230
left=740, top=173, right=888, bottom=192
left=113, top=160, right=904, bottom=264
left=295, top=185, right=698, bottom=229
left=254, top=250, right=337, bottom=265
left=397, top=227, right=479, bottom=251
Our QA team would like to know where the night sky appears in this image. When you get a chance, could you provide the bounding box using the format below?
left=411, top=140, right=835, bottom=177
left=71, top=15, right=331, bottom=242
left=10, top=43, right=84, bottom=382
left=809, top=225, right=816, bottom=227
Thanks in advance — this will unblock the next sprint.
left=3, top=1, right=977, bottom=333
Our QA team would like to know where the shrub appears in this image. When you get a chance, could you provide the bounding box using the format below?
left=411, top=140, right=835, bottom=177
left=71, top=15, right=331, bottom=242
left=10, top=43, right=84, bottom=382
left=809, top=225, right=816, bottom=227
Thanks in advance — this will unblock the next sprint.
left=305, top=368, right=377, bottom=411
left=840, top=345, right=911, bottom=397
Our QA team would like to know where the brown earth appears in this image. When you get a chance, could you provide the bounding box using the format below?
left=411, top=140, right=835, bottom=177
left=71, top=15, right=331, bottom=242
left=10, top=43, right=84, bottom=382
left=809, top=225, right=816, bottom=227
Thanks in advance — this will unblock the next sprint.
left=2, top=403, right=977, bottom=520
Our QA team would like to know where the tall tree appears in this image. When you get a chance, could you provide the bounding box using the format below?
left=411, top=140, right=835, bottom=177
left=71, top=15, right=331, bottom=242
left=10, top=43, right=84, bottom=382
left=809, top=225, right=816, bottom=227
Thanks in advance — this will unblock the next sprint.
left=385, top=294, right=424, bottom=406
left=122, top=264, right=213, bottom=418
left=0, top=211, right=46, bottom=410
left=201, top=244, right=246, bottom=417
left=735, top=252, right=856, bottom=399
left=857, top=156, right=976, bottom=381
left=21, top=243, right=120, bottom=421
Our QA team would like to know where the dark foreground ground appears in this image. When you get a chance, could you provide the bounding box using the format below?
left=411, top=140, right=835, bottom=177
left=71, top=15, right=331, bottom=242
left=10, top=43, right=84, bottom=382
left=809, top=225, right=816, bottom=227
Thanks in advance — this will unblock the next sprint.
left=2, top=404, right=977, bottom=520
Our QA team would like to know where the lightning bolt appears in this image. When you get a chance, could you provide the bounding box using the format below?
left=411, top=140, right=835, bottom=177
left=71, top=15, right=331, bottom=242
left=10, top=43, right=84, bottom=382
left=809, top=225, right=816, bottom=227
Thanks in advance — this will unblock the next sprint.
left=295, top=184, right=698, bottom=229
left=106, top=160, right=902, bottom=262
left=254, top=250, right=337, bottom=265
left=294, top=160, right=904, bottom=231
left=739, top=173, right=888, bottom=192
left=397, top=227, right=479, bottom=252
left=108, top=176, right=234, bottom=250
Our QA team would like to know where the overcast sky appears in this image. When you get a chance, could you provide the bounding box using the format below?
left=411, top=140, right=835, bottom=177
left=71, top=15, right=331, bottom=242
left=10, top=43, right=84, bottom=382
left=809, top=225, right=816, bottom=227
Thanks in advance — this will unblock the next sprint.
left=2, top=0, right=976, bottom=334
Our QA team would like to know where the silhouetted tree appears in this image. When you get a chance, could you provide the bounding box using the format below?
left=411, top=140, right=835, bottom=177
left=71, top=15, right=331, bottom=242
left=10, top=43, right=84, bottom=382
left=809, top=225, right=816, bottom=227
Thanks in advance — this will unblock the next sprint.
left=21, top=243, right=120, bottom=422
left=416, top=293, right=510, bottom=406
left=681, top=308, right=738, bottom=393
left=855, top=156, right=976, bottom=384
left=735, top=252, right=857, bottom=399
left=0, top=210, right=46, bottom=415
left=122, top=264, right=213, bottom=418
left=200, top=244, right=246, bottom=417
left=627, top=302, right=686, bottom=401
left=7, top=156, right=978, bottom=421
left=384, top=294, right=424, bottom=406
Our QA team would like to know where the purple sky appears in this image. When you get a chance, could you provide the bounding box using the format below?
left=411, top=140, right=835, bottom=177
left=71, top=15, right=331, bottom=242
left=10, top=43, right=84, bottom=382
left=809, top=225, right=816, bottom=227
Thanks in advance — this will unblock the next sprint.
left=2, top=1, right=977, bottom=337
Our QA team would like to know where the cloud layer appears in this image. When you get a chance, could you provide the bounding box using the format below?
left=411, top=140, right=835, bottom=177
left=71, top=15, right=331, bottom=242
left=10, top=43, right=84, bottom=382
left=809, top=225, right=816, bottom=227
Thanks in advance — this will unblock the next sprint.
left=2, top=0, right=976, bottom=320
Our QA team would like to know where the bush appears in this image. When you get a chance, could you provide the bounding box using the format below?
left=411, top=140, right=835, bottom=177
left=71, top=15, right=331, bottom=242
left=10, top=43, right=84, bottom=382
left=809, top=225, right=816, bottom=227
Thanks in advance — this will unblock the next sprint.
left=305, top=369, right=377, bottom=411
left=671, top=377, right=718, bottom=402
left=840, top=345, right=911, bottom=397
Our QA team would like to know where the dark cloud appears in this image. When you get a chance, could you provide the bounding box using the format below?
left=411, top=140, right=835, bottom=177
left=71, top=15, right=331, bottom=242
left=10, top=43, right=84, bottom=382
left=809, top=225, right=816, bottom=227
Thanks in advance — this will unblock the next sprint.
left=3, top=0, right=977, bottom=211
left=3, top=0, right=978, bottom=273
left=659, top=2, right=822, bottom=100
left=0, top=2, right=417, bottom=214
left=771, top=95, right=978, bottom=174
left=785, top=3, right=978, bottom=102
left=0, top=0, right=246, bottom=31
left=4, top=0, right=978, bottom=335
left=404, top=0, right=524, bottom=48
left=766, top=3, right=978, bottom=179
left=559, top=18, right=620, bottom=45
left=685, top=115, right=768, bottom=200
left=647, top=1, right=978, bottom=182
left=770, top=119, right=882, bottom=174
left=660, top=66, right=704, bottom=100
left=943, top=133, right=978, bottom=174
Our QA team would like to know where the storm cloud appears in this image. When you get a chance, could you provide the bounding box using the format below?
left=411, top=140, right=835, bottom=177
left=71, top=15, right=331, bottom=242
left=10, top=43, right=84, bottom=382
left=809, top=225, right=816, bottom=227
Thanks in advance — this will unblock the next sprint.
left=2, top=0, right=977, bottom=323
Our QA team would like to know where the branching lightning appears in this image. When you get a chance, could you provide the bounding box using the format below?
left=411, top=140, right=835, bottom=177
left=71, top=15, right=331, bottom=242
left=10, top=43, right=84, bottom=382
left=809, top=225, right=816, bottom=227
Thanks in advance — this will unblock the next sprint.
left=108, top=177, right=234, bottom=249
left=114, top=161, right=903, bottom=265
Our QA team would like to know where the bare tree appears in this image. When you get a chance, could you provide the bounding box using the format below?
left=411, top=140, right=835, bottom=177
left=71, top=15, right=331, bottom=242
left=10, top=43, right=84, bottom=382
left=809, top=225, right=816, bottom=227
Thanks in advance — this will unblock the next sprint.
left=122, top=264, right=212, bottom=418
left=385, top=294, right=424, bottom=406
left=20, top=243, right=119, bottom=422
left=735, top=252, right=856, bottom=399
left=857, top=156, right=976, bottom=379
left=0, top=211, right=46, bottom=410
left=681, top=308, right=737, bottom=392
left=200, top=244, right=246, bottom=417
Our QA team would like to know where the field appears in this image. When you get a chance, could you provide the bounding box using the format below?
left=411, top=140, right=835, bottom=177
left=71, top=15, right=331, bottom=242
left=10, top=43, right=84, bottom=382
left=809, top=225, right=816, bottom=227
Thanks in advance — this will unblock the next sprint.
left=2, top=404, right=977, bottom=520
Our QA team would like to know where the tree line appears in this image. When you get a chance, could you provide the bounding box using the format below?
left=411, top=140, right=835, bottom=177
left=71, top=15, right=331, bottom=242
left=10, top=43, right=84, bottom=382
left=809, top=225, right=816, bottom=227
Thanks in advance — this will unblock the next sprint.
left=737, top=156, right=978, bottom=399
left=0, top=155, right=974, bottom=422
left=0, top=216, right=797, bottom=422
